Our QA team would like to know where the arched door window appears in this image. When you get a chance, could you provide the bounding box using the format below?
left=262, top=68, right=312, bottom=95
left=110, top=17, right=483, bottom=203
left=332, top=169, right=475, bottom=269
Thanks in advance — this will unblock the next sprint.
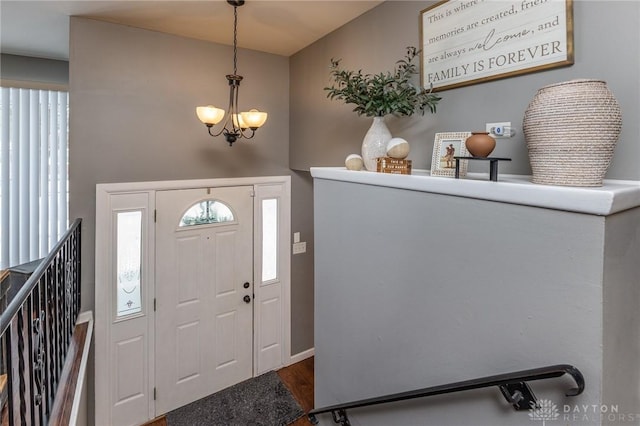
left=179, top=199, right=235, bottom=227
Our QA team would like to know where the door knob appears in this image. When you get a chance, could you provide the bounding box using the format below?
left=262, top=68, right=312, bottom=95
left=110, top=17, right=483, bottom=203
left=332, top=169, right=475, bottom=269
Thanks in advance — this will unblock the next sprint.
left=243, top=282, right=250, bottom=289
left=243, top=295, right=251, bottom=304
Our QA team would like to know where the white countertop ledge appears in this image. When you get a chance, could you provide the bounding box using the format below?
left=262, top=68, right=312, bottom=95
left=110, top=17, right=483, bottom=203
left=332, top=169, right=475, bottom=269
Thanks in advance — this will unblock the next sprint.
left=310, top=167, right=640, bottom=216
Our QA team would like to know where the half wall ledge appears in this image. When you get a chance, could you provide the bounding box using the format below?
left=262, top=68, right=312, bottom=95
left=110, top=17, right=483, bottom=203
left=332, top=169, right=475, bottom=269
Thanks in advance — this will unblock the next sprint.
left=309, top=167, right=640, bottom=216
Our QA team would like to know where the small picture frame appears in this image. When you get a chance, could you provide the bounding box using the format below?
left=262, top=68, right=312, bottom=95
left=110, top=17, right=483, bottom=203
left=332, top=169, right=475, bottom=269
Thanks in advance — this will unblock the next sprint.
left=430, top=132, right=471, bottom=177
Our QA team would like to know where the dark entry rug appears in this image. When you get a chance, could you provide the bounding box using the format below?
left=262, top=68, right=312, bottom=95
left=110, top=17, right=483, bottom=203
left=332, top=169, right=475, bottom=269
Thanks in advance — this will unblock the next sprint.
left=165, top=371, right=305, bottom=426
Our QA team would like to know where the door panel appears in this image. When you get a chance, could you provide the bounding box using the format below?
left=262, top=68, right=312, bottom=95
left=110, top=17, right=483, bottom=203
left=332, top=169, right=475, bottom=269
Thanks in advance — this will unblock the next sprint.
left=155, top=186, right=254, bottom=415
left=176, top=322, right=200, bottom=382
left=115, top=335, right=145, bottom=403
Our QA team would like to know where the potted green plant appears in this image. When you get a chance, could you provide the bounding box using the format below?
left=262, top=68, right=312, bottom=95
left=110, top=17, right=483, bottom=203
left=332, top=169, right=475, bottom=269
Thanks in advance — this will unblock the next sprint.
left=325, top=46, right=441, bottom=170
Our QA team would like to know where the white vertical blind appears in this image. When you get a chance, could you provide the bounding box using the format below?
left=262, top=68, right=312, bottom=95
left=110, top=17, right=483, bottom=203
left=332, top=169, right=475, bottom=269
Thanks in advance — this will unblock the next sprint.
left=1, top=89, right=9, bottom=267
left=19, top=90, right=29, bottom=262
left=29, top=90, right=40, bottom=261
left=48, top=92, right=59, bottom=248
left=39, top=91, right=50, bottom=257
left=0, top=87, right=69, bottom=270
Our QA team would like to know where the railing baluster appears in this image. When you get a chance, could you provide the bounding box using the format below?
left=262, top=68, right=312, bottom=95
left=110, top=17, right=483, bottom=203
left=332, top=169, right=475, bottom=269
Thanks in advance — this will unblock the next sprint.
left=4, top=326, right=15, bottom=426
left=46, top=267, right=56, bottom=409
left=45, top=268, right=55, bottom=411
left=75, top=226, right=81, bottom=320
left=64, top=246, right=71, bottom=352
left=26, top=293, right=36, bottom=426
left=49, top=265, right=57, bottom=395
left=32, top=281, right=46, bottom=426
left=55, top=254, right=62, bottom=380
left=10, top=317, right=20, bottom=425
left=37, top=278, right=49, bottom=422
left=77, top=226, right=82, bottom=318
left=18, top=307, right=29, bottom=425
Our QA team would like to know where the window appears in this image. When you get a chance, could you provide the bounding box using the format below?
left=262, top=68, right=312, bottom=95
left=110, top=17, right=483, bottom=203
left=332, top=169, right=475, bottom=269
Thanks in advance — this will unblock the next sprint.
left=262, top=198, right=278, bottom=282
left=116, top=211, right=142, bottom=317
left=0, top=87, right=69, bottom=269
left=179, top=200, right=234, bottom=227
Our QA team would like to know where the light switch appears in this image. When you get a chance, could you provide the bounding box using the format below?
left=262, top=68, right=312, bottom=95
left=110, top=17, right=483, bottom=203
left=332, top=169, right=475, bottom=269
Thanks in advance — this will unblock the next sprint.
left=294, top=232, right=300, bottom=243
left=293, top=242, right=306, bottom=254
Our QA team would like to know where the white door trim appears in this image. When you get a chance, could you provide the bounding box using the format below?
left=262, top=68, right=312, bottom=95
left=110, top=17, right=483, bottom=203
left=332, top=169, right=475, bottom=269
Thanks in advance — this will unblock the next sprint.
left=95, top=176, right=291, bottom=426
left=253, top=183, right=291, bottom=375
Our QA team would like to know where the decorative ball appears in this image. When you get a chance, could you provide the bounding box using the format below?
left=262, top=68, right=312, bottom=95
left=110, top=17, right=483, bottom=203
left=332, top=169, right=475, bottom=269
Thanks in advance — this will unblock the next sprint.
left=386, top=138, right=410, bottom=159
left=345, top=154, right=364, bottom=171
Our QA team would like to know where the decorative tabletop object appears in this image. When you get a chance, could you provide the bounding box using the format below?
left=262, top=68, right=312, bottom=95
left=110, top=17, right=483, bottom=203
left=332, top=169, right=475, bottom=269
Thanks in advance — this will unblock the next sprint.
left=345, top=154, right=364, bottom=171
left=465, top=132, right=496, bottom=158
left=523, top=79, right=622, bottom=187
left=325, top=47, right=441, bottom=171
left=430, top=132, right=471, bottom=177
left=377, top=157, right=412, bottom=175
left=454, top=157, right=512, bottom=182
left=386, top=138, right=410, bottom=159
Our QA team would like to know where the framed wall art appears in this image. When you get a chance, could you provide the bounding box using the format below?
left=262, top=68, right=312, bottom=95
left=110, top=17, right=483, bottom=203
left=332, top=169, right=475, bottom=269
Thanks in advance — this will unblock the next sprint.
left=421, top=0, right=574, bottom=91
left=430, top=132, right=470, bottom=177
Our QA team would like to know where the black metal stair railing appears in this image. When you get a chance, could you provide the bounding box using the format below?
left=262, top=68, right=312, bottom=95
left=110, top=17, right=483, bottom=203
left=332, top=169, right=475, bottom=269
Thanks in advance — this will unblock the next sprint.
left=308, top=364, right=585, bottom=425
left=0, top=218, right=82, bottom=426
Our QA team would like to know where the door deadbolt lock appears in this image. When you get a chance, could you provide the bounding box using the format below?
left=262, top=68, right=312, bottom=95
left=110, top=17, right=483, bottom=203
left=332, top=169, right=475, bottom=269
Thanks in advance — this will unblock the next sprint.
left=243, top=295, right=251, bottom=304
left=243, top=282, right=250, bottom=289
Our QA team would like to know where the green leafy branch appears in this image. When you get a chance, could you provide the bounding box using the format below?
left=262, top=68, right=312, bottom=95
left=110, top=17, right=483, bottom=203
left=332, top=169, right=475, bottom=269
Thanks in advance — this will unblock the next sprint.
left=324, top=46, right=441, bottom=117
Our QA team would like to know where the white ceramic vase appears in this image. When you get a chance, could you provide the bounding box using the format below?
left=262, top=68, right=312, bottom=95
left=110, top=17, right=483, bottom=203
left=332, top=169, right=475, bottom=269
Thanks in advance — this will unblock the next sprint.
left=361, top=116, right=392, bottom=171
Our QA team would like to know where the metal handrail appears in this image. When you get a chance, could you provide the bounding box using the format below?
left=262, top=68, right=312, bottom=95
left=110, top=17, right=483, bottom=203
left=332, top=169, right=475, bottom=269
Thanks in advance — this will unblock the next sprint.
left=0, top=218, right=82, bottom=425
left=0, top=218, right=82, bottom=334
left=308, top=364, right=585, bottom=425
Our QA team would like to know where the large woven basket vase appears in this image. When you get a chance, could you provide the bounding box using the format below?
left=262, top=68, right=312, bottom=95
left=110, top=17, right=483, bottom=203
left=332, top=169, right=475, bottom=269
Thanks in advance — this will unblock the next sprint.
left=523, top=79, right=622, bottom=187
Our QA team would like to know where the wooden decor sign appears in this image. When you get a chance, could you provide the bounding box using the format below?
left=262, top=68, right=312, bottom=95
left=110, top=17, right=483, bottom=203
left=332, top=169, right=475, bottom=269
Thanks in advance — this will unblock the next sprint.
left=421, top=0, right=573, bottom=91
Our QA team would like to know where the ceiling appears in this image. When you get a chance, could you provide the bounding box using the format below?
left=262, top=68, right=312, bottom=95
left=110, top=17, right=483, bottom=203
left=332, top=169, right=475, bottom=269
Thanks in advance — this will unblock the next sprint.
left=0, top=0, right=384, bottom=60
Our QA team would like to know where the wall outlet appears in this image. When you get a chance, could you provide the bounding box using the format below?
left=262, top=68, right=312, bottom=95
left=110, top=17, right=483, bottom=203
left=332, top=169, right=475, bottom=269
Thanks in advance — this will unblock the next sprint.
left=486, top=122, right=512, bottom=138
left=293, top=242, right=306, bottom=255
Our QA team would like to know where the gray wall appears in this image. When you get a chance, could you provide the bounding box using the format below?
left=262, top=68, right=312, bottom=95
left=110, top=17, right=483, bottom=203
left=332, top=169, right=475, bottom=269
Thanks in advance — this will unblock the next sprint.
left=69, top=16, right=314, bottom=351
left=290, top=1, right=640, bottom=180
left=313, top=177, right=639, bottom=425
left=0, top=53, right=69, bottom=88
left=602, top=208, right=640, bottom=422
left=70, top=16, right=316, bottom=423
left=290, top=170, right=314, bottom=353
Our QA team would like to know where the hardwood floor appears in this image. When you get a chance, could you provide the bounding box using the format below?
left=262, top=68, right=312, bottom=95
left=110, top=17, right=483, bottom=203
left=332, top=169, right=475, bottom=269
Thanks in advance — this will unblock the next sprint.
left=143, top=414, right=167, bottom=426
left=142, top=356, right=314, bottom=426
left=278, top=356, right=314, bottom=426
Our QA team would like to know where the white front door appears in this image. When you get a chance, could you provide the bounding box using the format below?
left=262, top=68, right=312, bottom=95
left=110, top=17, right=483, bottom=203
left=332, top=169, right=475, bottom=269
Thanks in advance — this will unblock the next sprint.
left=155, top=186, right=254, bottom=415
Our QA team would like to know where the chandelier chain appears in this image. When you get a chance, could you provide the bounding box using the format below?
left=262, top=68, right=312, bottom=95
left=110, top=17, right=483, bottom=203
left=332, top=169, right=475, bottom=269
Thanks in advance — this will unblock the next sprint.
left=197, top=0, right=266, bottom=145
left=233, top=5, right=238, bottom=75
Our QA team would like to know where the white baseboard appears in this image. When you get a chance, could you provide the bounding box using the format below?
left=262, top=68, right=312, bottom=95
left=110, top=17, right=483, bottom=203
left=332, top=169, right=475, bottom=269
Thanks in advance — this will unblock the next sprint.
left=289, top=347, right=314, bottom=365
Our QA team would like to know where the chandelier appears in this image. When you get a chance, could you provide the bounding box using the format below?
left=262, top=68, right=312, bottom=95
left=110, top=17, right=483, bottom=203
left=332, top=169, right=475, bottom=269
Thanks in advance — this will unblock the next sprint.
left=196, top=0, right=268, bottom=146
